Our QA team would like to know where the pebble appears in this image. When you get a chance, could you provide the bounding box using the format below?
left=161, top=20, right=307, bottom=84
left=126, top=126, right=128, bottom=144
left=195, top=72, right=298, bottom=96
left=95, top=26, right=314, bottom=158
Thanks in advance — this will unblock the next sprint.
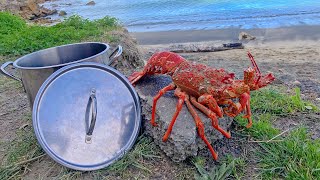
left=59, top=11, right=67, bottom=16
left=86, top=1, right=96, bottom=5
left=305, top=106, right=313, bottom=110
left=293, top=80, right=301, bottom=87
left=238, top=32, right=256, bottom=41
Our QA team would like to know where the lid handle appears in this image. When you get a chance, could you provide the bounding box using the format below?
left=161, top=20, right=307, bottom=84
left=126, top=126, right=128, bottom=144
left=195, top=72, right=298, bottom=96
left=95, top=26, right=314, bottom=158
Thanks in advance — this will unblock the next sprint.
left=85, top=89, right=97, bottom=144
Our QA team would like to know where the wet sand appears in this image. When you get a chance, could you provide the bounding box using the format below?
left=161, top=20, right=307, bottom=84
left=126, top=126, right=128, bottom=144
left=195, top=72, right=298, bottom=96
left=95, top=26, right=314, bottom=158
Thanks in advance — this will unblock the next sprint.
left=131, top=25, right=320, bottom=45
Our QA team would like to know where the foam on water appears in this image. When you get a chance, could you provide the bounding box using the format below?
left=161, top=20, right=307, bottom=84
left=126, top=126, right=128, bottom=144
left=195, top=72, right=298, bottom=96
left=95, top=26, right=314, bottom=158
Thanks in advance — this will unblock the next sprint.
left=43, top=0, right=320, bottom=32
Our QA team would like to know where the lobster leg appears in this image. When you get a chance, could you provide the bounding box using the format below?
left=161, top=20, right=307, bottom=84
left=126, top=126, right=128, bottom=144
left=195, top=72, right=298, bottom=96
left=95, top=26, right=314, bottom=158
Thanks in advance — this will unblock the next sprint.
left=190, top=96, right=231, bottom=139
left=197, top=94, right=223, bottom=118
left=219, top=99, right=240, bottom=117
left=162, top=87, right=185, bottom=142
left=185, top=95, right=218, bottom=160
left=151, top=83, right=176, bottom=126
left=240, top=93, right=252, bottom=128
left=220, top=93, right=253, bottom=128
left=162, top=88, right=219, bottom=160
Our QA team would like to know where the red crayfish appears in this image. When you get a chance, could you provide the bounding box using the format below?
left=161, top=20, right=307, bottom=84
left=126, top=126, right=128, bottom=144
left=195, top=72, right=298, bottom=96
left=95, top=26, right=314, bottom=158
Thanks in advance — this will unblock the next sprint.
left=129, top=51, right=275, bottom=160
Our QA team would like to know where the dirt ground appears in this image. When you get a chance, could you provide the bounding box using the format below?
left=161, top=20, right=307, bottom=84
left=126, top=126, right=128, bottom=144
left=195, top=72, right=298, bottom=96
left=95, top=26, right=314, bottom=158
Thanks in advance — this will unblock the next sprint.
left=0, top=39, right=319, bottom=179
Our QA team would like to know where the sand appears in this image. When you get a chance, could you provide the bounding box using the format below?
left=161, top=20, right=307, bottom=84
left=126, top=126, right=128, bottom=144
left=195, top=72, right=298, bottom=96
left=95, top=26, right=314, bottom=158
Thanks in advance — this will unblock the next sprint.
left=131, top=25, right=320, bottom=45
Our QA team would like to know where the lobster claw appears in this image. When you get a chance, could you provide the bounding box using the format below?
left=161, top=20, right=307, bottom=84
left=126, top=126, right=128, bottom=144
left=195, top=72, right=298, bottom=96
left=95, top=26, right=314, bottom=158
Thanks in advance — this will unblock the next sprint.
left=256, top=73, right=275, bottom=89
left=246, top=52, right=275, bottom=90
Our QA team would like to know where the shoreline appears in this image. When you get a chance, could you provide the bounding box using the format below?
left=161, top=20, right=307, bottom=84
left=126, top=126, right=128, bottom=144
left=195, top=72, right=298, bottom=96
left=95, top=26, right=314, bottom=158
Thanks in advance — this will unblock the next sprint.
left=130, top=25, right=320, bottom=45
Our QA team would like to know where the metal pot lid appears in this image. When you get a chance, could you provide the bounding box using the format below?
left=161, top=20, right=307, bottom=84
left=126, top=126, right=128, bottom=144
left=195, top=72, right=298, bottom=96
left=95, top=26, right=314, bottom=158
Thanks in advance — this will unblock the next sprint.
left=32, top=62, right=141, bottom=171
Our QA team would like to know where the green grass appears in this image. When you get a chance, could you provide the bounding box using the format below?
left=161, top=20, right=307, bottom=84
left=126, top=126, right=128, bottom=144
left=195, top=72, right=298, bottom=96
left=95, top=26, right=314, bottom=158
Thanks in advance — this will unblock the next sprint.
left=250, top=87, right=318, bottom=115
left=224, top=155, right=247, bottom=180
left=234, top=87, right=320, bottom=179
left=193, top=157, right=235, bottom=180
left=0, top=12, right=119, bottom=57
left=256, top=128, right=320, bottom=179
left=193, top=155, right=247, bottom=180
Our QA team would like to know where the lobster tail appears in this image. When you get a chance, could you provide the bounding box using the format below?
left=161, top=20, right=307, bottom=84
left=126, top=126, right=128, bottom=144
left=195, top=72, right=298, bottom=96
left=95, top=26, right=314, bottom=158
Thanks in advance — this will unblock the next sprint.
left=128, top=51, right=186, bottom=85
left=128, top=71, right=144, bottom=84
left=147, top=51, right=186, bottom=75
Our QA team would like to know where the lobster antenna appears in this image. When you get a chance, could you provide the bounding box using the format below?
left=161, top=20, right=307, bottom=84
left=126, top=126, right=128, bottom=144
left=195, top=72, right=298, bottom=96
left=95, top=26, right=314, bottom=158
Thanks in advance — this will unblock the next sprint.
left=247, top=51, right=261, bottom=84
left=247, top=51, right=261, bottom=74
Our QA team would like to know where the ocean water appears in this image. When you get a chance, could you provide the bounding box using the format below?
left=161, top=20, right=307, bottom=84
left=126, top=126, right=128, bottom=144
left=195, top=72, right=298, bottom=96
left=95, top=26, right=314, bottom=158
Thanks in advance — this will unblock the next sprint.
left=44, top=0, right=320, bottom=32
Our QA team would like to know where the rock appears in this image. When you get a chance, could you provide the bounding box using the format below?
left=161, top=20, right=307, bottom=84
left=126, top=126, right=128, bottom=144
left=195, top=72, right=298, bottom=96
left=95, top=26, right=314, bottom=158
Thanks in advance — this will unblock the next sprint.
left=27, top=0, right=40, bottom=15
left=86, top=1, right=96, bottom=5
left=59, top=10, right=67, bottom=16
left=238, top=32, right=256, bottom=41
left=36, top=0, right=47, bottom=3
left=41, top=8, right=57, bottom=16
left=11, top=0, right=57, bottom=20
left=32, top=17, right=55, bottom=24
left=293, top=80, right=302, bottom=87
left=134, top=75, right=233, bottom=162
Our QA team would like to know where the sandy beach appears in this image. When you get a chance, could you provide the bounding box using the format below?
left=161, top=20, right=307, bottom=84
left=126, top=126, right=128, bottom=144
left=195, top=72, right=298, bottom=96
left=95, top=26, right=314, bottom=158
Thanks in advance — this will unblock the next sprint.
left=131, top=25, right=320, bottom=44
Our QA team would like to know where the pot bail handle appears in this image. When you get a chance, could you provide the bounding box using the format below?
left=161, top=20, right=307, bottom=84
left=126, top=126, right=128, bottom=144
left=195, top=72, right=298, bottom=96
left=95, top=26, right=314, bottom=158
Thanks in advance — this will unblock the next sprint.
left=107, top=45, right=123, bottom=66
left=0, top=61, right=21, bottom=82
left=85, top=89, right=97, bottom=144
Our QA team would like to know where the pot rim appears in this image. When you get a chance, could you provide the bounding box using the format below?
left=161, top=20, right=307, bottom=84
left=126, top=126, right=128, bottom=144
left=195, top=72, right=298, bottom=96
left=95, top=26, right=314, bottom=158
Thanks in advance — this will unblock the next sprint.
left=13, top=42, right=109, bottom=70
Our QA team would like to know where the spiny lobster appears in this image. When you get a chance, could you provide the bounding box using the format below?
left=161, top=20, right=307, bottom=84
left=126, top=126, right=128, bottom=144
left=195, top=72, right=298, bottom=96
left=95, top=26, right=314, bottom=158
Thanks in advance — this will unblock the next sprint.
left=128, top=51, right=275, bottom=160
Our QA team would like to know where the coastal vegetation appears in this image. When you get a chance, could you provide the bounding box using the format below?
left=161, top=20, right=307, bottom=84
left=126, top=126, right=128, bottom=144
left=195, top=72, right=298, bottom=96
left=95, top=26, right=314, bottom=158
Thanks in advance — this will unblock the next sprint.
left=0, top=12, right=119, bottom=57
left=0, top=12, right=319, bottom=179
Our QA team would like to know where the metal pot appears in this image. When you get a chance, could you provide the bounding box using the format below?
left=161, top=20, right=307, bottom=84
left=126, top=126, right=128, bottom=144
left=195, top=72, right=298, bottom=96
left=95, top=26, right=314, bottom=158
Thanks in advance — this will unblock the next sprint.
left=0, top=42, right=122, bottom=109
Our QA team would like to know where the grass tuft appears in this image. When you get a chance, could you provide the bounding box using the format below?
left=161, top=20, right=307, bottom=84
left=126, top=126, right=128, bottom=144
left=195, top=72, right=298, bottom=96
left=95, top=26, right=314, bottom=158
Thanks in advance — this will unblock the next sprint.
left=257, top=128, right=320, bottom=179
left=0, top=12, right=119, bottom=56
left=224, top=155, right=247, bottom=180
left=234, top=87, right=320, bottom=179
left=193, top=157, right=236, bottom=180
left=250, top=87, right=318, bottom=115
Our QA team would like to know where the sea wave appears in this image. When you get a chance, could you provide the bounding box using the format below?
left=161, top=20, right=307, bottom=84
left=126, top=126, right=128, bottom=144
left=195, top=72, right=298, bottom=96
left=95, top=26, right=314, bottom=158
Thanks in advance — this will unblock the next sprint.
left=43, top=0, right=320, bottom=32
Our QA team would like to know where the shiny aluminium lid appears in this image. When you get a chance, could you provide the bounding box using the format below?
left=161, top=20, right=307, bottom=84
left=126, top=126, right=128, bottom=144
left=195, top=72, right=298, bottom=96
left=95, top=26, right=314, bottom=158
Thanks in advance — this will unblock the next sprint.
left=32, top=62, right=141, bottom=171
